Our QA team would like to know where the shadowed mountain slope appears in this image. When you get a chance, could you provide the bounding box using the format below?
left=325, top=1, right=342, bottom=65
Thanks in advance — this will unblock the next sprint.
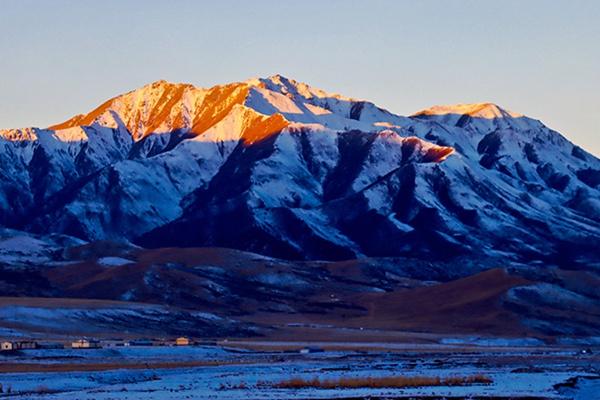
left=0, top=77, right=598, bottom=265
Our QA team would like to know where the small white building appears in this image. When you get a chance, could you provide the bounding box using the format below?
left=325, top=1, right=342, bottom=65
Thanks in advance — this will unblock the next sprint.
left=1, top=340, right=37, bottom=351
left=175, top=337, right=191, bottom=346
left=71, top=339, right=100, bottom=349
left=1, top=341, right=14, bottom=351
left=101, top=339, right=129, bottom=348
left=299, top=346, right=324, bottom=354
left=17, top=341, right=37, bottom=350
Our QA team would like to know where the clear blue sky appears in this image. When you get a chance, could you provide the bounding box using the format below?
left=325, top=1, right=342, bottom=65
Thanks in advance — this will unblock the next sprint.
left=1, top=0, right=598, bottom=155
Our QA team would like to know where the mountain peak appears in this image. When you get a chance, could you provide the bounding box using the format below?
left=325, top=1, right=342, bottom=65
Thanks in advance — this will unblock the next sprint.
left=413, top=102, right=523, bottom=120
left=265, top=73, right=290, bottom=83
left=145, top=79, right=171, bottom=87
left=46, top=77, right=550, bottom=148
left=1, top=75, right=599, bottom=269
left=257, top=74, right=354, bottom=102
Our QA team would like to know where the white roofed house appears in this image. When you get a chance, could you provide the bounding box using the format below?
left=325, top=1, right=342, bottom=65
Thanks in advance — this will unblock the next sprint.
left=175, top=337, right=191, bottom=346
left=299, top=346, right=324, bottom=354
left=71, top=339, right=100, bottom=349
left=1, top=340, right=38, bottom=351
left=16, top=340, right=37, bottom=350
left=1, top=341, right=14, bottom=351
left=100, top=339, right=129, bottom=348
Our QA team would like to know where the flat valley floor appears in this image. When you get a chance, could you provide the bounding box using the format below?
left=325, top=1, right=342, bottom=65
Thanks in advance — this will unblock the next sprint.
left=0, top=339, right=598, bottom=399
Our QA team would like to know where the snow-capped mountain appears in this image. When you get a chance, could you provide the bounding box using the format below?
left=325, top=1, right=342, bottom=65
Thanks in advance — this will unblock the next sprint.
left=1, top=75, right=599, bottom=264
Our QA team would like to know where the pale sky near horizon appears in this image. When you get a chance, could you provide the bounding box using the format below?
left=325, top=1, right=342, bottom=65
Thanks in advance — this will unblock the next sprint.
left=1, top=0, right=598, bottom=155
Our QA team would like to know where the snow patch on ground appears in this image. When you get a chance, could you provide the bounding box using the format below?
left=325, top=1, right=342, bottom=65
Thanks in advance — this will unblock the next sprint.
left=98, top=257, right=135, bottom=266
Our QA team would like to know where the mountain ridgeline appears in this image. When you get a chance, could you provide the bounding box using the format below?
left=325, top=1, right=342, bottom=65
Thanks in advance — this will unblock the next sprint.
left=1, top=75, right=599, bottom=266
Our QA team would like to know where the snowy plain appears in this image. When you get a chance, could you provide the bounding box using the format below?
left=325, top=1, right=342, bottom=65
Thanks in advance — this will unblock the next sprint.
left=0, top=343, right=598, bottom=399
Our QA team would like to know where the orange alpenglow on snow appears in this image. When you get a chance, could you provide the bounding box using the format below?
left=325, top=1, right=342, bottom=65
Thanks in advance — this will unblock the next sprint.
left=189, top=84, right=251, bottom=135
left=240, top=113, right=289, bottom=145
left=399, top=137, right=454, bottom=163
left=48, top=80, right=286, bottom=142
left=413, top=103, right=523, bottom=120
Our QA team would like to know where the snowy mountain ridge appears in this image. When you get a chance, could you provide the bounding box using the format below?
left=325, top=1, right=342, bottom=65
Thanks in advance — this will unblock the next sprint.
left=1, top=75, right=599, bottom=264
